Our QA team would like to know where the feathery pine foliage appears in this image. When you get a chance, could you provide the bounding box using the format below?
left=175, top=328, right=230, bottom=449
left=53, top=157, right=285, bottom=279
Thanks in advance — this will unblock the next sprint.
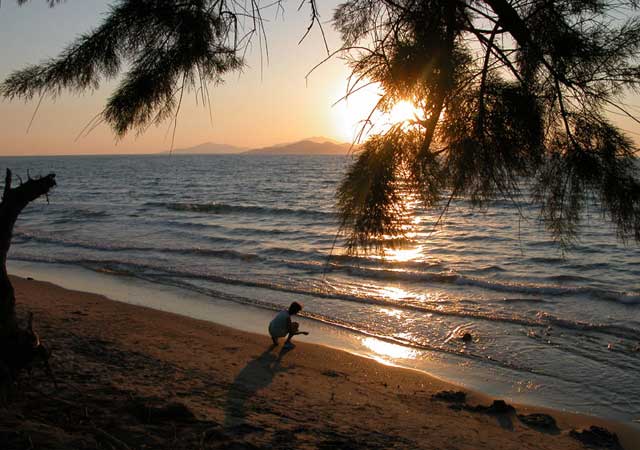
left=335, top=0, right=640, bottom=251
left=3, top=1, right=326, bottom=136
left=1, top=0, right=250, bottom=137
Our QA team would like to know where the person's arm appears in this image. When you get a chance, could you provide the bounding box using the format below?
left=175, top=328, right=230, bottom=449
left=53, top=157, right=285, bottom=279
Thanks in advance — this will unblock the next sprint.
left=287, top=316, right=309, bottom=336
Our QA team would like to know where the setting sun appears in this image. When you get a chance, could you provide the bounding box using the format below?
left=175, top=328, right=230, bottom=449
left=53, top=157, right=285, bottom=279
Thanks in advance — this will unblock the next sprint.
left=334, top=84, right=424, bottom=141
left=388, top=100, right=423, bottom=125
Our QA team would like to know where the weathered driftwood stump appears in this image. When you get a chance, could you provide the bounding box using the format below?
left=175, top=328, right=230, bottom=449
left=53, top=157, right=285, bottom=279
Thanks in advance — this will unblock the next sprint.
left=0, top=169, right=56, bottom=390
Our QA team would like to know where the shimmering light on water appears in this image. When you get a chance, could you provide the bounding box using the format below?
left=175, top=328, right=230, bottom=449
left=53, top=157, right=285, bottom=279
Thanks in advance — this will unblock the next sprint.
left=379, top=307, right=403, bottom=318
left=378, top=286, right=411, bottom=301
left=385, top=245, right=423, bottom=262
left=362, top=337, right=417, bottom=362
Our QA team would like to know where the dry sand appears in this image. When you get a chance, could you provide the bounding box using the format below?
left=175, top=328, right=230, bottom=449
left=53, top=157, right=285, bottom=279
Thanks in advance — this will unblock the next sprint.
left=1, top=275, right=638, bottom=450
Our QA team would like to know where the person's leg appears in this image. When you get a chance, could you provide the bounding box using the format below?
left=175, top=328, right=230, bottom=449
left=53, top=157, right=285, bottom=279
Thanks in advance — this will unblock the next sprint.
left=272, top=335, right=279, bottom=345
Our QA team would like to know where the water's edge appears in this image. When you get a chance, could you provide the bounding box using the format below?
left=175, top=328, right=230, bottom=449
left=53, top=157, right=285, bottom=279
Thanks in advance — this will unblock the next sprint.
left=9, top=259, right=638, bottom=428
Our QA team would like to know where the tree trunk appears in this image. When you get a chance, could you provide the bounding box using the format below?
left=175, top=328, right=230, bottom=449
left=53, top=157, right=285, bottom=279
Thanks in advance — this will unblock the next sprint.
left=0, top=169, right=55, bottom=335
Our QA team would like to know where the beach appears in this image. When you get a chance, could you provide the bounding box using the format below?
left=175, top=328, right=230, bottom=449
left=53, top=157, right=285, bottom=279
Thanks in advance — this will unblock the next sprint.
left=5, top=154, right=639, bottom=420
left=2, top=275, right=638, bottom=450
left=2, top=0, right=640, bottom=448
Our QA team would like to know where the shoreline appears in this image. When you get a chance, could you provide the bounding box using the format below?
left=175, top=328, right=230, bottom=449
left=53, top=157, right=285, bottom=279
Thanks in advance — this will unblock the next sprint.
left=3, top=274, right=639, bottom=449
left=9, top=259, right=639, bottom=424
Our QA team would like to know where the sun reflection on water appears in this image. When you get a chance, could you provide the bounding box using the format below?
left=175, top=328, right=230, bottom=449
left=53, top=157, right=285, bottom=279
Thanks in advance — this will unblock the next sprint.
left=378, top=286, right=409, bottom=301
left=384, top=245, right=424, bottom=262
left=361, top=337, right=417, bottom=363
left=379, top=307, right=403, bottom=318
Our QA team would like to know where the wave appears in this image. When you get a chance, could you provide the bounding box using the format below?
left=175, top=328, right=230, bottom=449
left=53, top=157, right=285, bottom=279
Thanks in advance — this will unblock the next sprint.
left=328, top=263, right=640, bottom=306
left=165, top=219, right=306, bottom=237
left=468, top=265, right=507, bottom=273
left=453, top=275, right=640, bottom=305
left=340, top=265, right=459, bottom=284
left=13, top=231, right=261, bottom=262
left=146, top=201, right=336, bottom=220
left=164, top=221, right=337, bottom=246
left=50, top=208, right=109, bottom=223
left=13, top=229, right=638, bottom=306
left=453, top=234, right=515, bottom=243
left=10, top=254, right=640, bottom=342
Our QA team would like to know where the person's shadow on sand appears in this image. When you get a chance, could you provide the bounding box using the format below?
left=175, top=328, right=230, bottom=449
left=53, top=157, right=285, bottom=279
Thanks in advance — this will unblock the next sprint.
left=224, top=344, right=294, bottom=429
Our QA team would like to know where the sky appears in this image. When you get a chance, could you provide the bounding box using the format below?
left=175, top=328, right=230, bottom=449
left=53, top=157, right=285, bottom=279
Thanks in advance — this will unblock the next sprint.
left=0, top=0, right=378, bottom=155
left=1, top=2, right=639, bottom=156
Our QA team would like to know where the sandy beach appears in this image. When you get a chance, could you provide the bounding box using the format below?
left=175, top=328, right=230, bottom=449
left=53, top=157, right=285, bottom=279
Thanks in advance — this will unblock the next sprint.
left=1, top=275, right=638, bottom=450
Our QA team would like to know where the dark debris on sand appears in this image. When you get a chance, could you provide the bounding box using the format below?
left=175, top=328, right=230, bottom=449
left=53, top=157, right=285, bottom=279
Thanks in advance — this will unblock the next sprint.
left=466, top=399, right=516, bottom=414
left=570, top=426, right=623, bottom=449
left=432, top=390, right=467, bottom=403
left=517, top=413, right=559, bottom=433
left=126, top=397, right=196, bottom=423
left=448, top=399, right=516, bottom=415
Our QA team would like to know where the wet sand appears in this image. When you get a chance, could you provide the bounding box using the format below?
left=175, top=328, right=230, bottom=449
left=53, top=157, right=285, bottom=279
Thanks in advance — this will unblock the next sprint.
left=2, top=275, right=638, bottom=449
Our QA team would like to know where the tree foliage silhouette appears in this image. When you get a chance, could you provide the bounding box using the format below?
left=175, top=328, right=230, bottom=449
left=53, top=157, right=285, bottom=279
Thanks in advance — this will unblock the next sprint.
left=1, top=0, right=639, bottom=253
left=334, top=0, right=640, bottom=251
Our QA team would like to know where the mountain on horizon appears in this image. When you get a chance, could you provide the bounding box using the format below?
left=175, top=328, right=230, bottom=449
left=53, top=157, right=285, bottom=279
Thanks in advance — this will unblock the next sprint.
left=168, top=142, right=246, bottom=154
left=305, top=136, right=345, bottom=145
left=163, top=137, right=356, bottom=155
left=243, top=138, right=355, bottom=155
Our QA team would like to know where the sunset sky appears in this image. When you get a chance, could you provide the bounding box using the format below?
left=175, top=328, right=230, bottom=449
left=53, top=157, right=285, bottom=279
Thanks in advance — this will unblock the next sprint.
left=0, top=0, right=377, bottom=155
left=1, top=1, right=639, bottom=156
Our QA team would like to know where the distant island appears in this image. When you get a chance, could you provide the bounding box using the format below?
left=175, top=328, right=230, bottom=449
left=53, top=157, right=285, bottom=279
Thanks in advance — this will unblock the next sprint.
left=244, top=139, right=354, bottom=155
left=167, top=143, right=247, bottom=154
left=166, top=138, right=357, bottom=155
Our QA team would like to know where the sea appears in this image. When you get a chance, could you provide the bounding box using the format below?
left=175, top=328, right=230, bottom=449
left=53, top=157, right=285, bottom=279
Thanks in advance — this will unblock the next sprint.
left=2, top=154, right=639, bottom=423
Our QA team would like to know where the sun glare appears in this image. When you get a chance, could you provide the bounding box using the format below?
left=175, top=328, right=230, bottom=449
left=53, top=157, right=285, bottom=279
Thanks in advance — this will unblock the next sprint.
left=385, top=246, right=424, bottom=262
left=334, top=84, right=424, bottom=142
left=388, top=100, right=422, bottom=125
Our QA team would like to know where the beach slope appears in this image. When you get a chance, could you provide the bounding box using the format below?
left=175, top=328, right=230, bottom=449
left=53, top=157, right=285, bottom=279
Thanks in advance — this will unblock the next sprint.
left=1, top=276, right=637, bottom=450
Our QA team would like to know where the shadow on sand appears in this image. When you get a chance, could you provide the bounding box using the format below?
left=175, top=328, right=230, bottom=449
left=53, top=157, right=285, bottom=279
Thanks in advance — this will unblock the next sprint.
left=224, top=344, right=294, bottom=429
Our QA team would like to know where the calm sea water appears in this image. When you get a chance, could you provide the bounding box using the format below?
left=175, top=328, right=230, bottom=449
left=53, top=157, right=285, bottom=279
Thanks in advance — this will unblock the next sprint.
left=2, top=154, right=639, bottom=421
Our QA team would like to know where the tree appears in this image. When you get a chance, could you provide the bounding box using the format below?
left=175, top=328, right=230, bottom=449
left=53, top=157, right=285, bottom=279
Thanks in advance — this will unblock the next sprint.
left=334, top=0, right=640, bottom=252
left=1, top=0, right=639, bottom=260
left=0, top=170, right=55, bottom=332
left=0, top=0, right=323, bottom=139
left=0, top=170, right=55, bottom=388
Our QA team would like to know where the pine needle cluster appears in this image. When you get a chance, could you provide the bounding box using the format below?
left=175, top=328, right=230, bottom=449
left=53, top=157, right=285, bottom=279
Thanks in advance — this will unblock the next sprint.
left=335, top=0, right=640, bottom=251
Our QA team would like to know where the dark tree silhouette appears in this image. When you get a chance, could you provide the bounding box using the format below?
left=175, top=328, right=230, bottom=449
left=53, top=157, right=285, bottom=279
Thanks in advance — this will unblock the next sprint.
left=334, top=0, right=640, bottom=252
left=1, top=0, right=639, bottom=256
left=1, top=1, right=324, bottom=139
left=0, top=170, right=55, bottom=332
left=0, top=170, right=56, bottom=389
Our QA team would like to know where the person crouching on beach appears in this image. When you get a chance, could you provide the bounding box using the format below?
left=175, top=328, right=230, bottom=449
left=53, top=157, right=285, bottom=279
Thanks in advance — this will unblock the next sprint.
left=269, top=302, right=309, bottom=347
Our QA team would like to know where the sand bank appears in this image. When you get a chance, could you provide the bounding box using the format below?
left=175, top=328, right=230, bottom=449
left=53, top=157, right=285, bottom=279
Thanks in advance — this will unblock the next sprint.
left=1, top=276, right=638, bottom=449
